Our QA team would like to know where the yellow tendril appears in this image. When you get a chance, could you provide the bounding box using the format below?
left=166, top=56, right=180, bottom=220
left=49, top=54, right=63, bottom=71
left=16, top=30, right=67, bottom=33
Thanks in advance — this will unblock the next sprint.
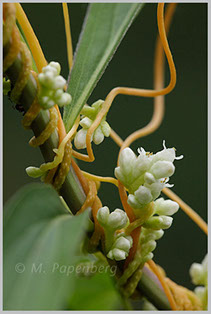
left=15, top=3, right=47, bottom=72
left=62, top=3, right=73, bottom=71
left=82, top=171, right=118, bottom=187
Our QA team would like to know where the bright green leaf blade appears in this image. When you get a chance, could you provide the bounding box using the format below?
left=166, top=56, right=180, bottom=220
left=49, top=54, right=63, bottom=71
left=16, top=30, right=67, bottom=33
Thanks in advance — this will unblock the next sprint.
left=69, top=272, right=123, bottom=310
left=63, top=3, right=144, bottom=131
left=4, top=183, right=89, bottom=310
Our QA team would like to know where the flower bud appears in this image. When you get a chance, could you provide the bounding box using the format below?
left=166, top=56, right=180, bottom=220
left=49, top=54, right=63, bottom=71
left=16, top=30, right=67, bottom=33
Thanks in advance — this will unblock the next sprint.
left=57, top=93, right=72, bottom=107
left=154, top=198, right=179, bottom=216
left=150, top=161, right=175, bottom=179
left=118, top=148, right=136, bottom=177
left=134, top=186, right=153, bottom=205
left=52, top=75, right=66, bottom=90
left=114, top=236, right=133, bottom=252
left=49, top=61, right=61, bottom=75
left=97, top=206, right=110, bottom=226
left=144, top=172, right=156, bottom=184
left=91, top=99, right=104, bottom=110
left=141, top=240, right=157, bottom=256
left=149, top=181, right=165, bottom=200
left=143, top=215, right=173, bottom=230
left=26, top=166, right=44, bottom=178
left=107, top=208, right=129, bottom=230
left=74, top=129, right=87, bottom=149
left=127, top=194, right=142, bottom=209
left=54, top=89, right=63, bottom=100
left=190, top=263, right=204, bottom=285
left=107, top=248, right=127, bottom=261
left=140, top=228, right=164, bottom=243
left=114, top=167, right=126, bottom=185
left=93, top=126, right=104, bottom=145
left=142, top=252, right=153, bottom=263
left=101, top=121, right=111, bottom=137
left=80, top=117, right=92, bottom=129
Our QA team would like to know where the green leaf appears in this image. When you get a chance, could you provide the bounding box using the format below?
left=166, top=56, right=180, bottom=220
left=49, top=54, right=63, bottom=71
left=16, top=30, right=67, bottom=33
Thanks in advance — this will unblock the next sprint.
left=4, top=183, right=89, bottom=310
left=69, top=272, right=123, bottom=310
left=63, top=3, right=144, bottom=132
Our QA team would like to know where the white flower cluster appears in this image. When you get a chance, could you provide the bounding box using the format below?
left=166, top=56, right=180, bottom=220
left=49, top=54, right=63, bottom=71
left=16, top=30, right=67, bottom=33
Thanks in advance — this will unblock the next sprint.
left=38, top=61, right=72, bottom=109
left=189, top=254, right=208, bottom=310
left=97, top=206, right=133, bottom=261
left=139, top=197, right=179, bottom=263
left=115, top=141, right=183, bottom=211
left=74, top=100, right=111, bottom=149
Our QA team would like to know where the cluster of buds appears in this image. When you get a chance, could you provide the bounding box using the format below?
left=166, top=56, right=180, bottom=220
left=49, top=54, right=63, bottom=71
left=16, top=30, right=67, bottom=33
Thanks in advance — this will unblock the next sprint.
left=189, top=254, right=208, bottom=310
left=139, top=197, right=179, bottom=263
left=97, top=206, right=133, bottom=261
left=115, top=141, right=183, bottom=214
left=74, top=100, right=111, bottom=149
left=38, top=61, right=72, bottom=109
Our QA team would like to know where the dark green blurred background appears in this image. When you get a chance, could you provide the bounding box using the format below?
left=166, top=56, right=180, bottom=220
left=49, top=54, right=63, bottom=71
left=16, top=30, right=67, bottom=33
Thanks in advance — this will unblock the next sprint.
left=3, top=3, right=207, bottom=290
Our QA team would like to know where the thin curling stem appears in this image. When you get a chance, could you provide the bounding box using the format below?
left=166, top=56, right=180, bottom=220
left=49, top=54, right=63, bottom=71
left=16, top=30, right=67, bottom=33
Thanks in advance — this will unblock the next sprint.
left=119, top=3, right=177, bottom=154
left=163, top=187, right=208, bottom=235
left=62, top=3, right=73, bottom=72
left=15, top=3, right=47, bottom=73
left=3, top=3, right=86, bottom=213
left=83, top=2, right=176, bottom=163
left=147, top=260, right=177, bottom=310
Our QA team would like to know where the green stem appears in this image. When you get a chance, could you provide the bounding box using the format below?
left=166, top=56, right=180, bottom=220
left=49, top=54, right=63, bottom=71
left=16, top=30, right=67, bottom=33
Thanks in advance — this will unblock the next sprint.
left=4, top=35, right=171, bottom=311
left=4, top=42, right=86, bottom=214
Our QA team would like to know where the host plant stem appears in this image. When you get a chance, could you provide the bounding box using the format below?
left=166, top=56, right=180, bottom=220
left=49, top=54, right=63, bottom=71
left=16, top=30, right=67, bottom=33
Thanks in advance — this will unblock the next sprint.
left=3, top=42, right=171, bottom=311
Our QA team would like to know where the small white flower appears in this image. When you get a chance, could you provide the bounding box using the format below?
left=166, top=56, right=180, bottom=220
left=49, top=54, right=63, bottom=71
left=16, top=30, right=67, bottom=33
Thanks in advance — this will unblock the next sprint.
left=154, top=198, right=179, bottom=216
left=153, top=140, right=183, bottom=162
left=75, top=100, right=111, bottom=149
left=150, top=160, right=175, bottom=179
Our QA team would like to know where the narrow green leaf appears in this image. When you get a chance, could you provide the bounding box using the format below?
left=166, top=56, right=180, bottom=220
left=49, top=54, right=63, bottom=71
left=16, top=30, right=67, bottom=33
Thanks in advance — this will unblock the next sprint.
left=4, top=184, right=89, bottom=310
left=63, top=3, right=144, bottom=132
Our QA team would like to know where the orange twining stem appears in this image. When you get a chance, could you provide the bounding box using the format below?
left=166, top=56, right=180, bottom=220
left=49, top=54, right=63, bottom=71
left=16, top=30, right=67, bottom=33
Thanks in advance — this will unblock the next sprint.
left=15, top=3, right=47, bottom=73
left=163, top=187, right=208, bottom=235
left=62, top=3, right=73, bottom=71
left=148, top=260, right=178, bottom=310
left=15, top=3, right=66, bottom=144
left=118, top=181, right=136, bottom=222
left=118, top=3, right=177, bottom=266
left=119, top=3, right=177, bottom=154
left=83, top=3, right=176, bottom=163
left=16, top=2, right=73, bottom=188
